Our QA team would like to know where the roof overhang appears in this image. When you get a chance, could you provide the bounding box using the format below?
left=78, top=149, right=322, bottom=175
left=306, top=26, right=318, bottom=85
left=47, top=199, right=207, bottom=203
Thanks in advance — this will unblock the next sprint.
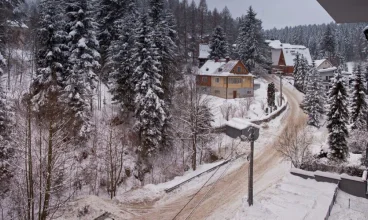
left=317, top=0, right=368, bottom=23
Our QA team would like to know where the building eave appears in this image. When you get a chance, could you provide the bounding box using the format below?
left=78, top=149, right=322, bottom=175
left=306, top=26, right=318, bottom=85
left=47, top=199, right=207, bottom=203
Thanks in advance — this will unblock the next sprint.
left=317, top=0, right=368, bottom=23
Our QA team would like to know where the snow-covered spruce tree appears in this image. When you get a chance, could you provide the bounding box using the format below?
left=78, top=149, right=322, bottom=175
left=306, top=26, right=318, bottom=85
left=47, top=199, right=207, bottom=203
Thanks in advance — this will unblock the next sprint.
left=96, top=0, right=125, bottom=80
left=267, top=82, right=276, bottom=112
left=209, top=26, right=228, bottom=60
left=132, top=14, right=167, bottom=177
left=110, top=0, right=139, bottom=112
left=31, top=0, right=68, bottom=109
left=303, top=63, right=324, bottom=127
left=235, top=6, right=271, bottom=72
left=327, top=68, right=349, bottom=161
left=65, top=0, right=100, bottom=140
left=0, top=59, right=13, bottom=192
left=29, top=1, right=74, bottom=219
left=350, top=64, right=367, bottom=130
left=148, top=0, right=179, bottom=148
left=293, top=53, right=301, bottom=89
left=299, top=55, right=310, bottom=92
left=320, top=24, right=336, bottom=61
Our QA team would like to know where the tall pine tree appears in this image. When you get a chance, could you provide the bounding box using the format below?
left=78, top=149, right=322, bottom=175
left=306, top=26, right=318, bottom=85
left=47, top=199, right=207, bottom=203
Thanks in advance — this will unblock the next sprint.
left=209, top=26, right=228, bottom=60
left=110, top=0, right=139, bottom=112
left=350, top=64, right=367, bottom=130
left=96, top=0, right=125, bottom=80
left=132, top=14, right=167, bottom=161
left=267, top=82, right=276, bottom=112
left=30, top=0, right=69, bottom=111
left=235, top=6, right=270, bottom=72
left=65, top=0, right=100, bottom=139
left=149, top=0, right=178, bottom=148
left=320, top=24, right=336, bottom=62
left=327, top=68, right=349, bottom=161
left=303, top=63, right=324, bottom=127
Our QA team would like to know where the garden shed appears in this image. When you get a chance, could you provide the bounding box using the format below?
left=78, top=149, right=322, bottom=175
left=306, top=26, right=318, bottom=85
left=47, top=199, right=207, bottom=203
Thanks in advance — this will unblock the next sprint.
left=225, top=118, right=260, bottom=140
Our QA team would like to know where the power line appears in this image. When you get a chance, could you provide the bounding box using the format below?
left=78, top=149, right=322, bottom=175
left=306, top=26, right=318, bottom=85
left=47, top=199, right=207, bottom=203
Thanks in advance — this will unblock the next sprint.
left=184, top=159, right=234, bottom=220
left=171, top=153, right=234, bottom=220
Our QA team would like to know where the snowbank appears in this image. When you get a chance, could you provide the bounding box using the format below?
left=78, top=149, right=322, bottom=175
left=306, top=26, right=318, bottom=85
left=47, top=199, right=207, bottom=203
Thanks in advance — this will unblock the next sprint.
left=116, top=160, right=225, bottom=204
left=330, top=191, right=368, bottom=220
left=56, top=195, right=132, bottom=220
left=234, top=174, right=337, bottom=220
left=226, top=118, right=261, bottom=130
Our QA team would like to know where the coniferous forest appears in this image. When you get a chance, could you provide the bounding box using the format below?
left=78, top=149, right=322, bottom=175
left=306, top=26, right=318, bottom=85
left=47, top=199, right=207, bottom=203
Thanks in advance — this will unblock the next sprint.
left=1, top=0, right=368, bottom=219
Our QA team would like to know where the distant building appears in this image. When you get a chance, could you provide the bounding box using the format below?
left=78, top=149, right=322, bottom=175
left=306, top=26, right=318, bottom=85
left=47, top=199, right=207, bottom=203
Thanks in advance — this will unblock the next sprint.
left=314, top=59, right=337, bottom=93
left=198, top=44, right=211, bottom=68
left=196, top=59, right=254, bottom=99
left=266, top=40, right=313, bottom=75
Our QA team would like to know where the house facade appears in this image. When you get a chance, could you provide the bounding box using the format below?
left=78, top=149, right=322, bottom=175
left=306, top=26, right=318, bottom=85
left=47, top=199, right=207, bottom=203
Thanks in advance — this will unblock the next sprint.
left=315, top=59, right=337, bottom=93
left=266, top=40, right=313, bottom=75
left=197, top=59, right=254, bottom=99
left=198, top=44, right=211, bottom=68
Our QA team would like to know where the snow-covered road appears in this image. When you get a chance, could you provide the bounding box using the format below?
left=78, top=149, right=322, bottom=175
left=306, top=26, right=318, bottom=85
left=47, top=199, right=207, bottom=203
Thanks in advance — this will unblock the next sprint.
left=119, top=74, right=306, bottom=220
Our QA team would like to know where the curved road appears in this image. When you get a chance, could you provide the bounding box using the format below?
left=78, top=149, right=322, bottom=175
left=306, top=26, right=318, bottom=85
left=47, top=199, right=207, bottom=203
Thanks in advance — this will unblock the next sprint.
left=125, top=74, right=306, bottom=220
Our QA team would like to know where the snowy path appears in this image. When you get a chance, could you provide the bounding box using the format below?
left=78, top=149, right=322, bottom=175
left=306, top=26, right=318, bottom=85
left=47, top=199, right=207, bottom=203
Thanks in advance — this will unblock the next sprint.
left=120, top=74, right=306, bottom=220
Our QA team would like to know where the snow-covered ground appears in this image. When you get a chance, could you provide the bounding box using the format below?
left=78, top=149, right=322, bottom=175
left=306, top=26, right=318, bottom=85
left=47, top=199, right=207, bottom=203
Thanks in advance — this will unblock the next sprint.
left=347, top=62, right=355, bottom=73
left=210, top=78, right=279, bottom=128
left=115, top=160, right=226, bottom=204
left=112, top=104, right=288, bottom=213
left=55, top=195, right=133, bottom=220
left=234, top=174, right=337, bottom=220
left=330, top=191, right=368, bottom=220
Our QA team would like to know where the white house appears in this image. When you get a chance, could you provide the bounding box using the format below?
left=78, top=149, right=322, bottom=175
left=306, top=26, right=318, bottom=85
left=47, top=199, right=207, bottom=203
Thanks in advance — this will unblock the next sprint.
left=266, top=40, right=313, bottom=75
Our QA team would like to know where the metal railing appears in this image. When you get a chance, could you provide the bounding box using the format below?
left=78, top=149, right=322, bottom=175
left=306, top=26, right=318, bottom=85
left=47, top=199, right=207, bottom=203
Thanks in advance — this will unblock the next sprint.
left=164, top=153, right=247, bottom=193
left=325, top=182, right=340, bottom=220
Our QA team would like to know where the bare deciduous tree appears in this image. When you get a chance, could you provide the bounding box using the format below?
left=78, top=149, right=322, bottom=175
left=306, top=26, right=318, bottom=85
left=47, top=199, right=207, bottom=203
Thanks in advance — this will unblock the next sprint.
left=176, top=77, right=213, bottom=171
left=220, top=103, right=236, bottom=121
left=275, top=118, right=313, bottom=168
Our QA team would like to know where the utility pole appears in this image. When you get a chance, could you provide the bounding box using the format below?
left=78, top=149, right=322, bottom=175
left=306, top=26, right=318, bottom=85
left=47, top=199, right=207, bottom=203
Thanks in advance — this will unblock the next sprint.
left=248, top=129, right=254, bottom=206
left=279, top=73, right=283, bottom=106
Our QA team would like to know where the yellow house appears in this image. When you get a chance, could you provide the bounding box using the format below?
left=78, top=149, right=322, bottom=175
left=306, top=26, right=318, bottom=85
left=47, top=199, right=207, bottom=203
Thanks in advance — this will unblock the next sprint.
left=197, top=59, right=254, bottom=99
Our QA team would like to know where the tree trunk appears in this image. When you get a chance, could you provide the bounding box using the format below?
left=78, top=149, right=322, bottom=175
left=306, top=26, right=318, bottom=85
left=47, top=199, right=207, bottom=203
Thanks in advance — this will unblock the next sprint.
left=40, top=121, right=53, bottom=220
left=27, top=104, right=34, bottom=220
left=192, top=135, right=197, bottom=171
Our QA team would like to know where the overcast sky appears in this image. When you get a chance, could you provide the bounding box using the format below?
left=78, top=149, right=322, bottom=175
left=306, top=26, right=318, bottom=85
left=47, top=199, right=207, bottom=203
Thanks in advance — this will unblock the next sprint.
left=194, top=0, right=334, bottom=30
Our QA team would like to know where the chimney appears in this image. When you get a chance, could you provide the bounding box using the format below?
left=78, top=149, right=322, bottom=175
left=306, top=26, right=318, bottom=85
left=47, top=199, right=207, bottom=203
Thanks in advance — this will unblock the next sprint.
left=226, top=56, right=230, bottom=63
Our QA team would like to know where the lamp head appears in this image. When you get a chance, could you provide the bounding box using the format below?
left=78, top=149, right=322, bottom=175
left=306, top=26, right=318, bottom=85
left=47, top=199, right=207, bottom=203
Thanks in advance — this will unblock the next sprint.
left=364, top=26, right=368, bottom=41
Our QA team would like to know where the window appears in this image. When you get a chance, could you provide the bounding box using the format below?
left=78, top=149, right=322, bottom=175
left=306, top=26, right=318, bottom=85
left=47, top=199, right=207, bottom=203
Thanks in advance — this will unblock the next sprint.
left=237, top=67, right=242, bottom=73
left=202, top=77, right=208, bottom=83
left=247, top=91, right=252, bottom=94
left=228, top=78, right=242, bottom=84
left=215, top=78, right=220, bottom=83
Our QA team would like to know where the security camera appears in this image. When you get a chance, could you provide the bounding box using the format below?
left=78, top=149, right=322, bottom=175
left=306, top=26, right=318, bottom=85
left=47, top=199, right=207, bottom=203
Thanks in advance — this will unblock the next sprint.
left=364, top=26, right=368, bottom=41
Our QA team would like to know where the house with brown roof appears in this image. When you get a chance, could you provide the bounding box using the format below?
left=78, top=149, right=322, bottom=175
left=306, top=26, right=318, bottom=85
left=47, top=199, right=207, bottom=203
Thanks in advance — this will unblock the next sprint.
left=196, top=59, right=254, bottom=99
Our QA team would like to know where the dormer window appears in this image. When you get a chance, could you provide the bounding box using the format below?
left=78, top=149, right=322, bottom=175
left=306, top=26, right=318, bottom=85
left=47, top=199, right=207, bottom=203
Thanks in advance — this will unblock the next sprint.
left=206, top=68, right=209, bottom=71
left=218, top=68, right=223, bottom=72
left=238, top=67, right=242, bottom=73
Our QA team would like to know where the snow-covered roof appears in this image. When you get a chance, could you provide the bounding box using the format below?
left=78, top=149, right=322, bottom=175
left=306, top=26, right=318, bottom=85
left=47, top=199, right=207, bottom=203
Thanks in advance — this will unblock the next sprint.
left=266, top=40, right=313, bottom=66
left=199, top=44, right=210, bottom=59
left=199, top=60, right=249, bottom=76
left=266, top=40, right=282, bottom=49
left=282, top=45, right=312, bottom=66
left=6, top=20, right=28, bottom=29
left=318, top=67, right=337, bottom=73
left=226, top=118, right=261, bottom=130
left=314, top=59, right=327, bottom=68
